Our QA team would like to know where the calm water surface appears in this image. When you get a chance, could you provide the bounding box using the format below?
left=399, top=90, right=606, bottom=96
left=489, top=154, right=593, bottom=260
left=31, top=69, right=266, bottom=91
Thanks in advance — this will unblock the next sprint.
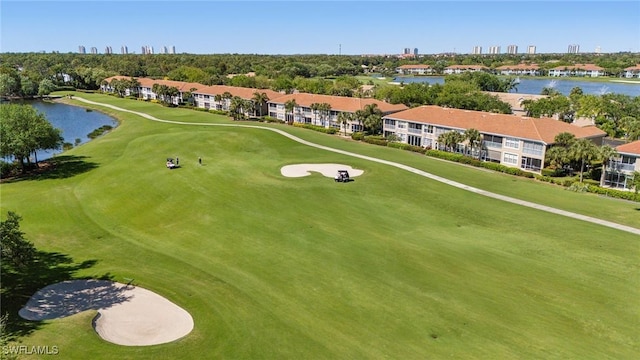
left=391, top=76, right=640, bottom=97
left=29, top=100, right=118, bottom=160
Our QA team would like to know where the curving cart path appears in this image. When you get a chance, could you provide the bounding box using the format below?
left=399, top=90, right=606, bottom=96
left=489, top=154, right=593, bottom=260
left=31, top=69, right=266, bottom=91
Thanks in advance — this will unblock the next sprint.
left=73, top=97, right=640, bottom=236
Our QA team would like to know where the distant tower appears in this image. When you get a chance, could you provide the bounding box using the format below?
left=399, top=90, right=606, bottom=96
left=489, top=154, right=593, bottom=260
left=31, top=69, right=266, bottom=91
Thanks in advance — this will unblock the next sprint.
left=78, top=45, right=86, bottom=54
left=413, top=48, right=418, bottom=56
left=403, top=47, right=411, bottom=55
left=121, top=45, right=128, bottom=54
left=488, top=46, right=501, bottom=54
left=472, top=46, right=482, bottom=55
left=90, top=47, right=98, bottom=54
left=527, top=45, right=536, bottom=54
left=595, top=46, right=601, bottom=54
left=507, top=45, right=518, bottom=54
left=568, top=44, right=580, bottom=54
left=105, top=46, right=113, bottom=54
left=171, top=45, right=176, bottom=54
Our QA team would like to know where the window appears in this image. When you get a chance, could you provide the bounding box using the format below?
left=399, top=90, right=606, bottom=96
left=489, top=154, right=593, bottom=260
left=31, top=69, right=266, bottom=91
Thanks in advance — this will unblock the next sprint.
left=503, top=152, right=518, bottom=165
left=522, top=141, right=543, bottom=156
left=504, top=137, right=519, bottom=149
left=407, top=135, right=421, bottom=147
left=423, top=138, right=432, bottom=148
left=269, top=103, right=277, bottom=108
left=484, top=135, right=503, bottom=148
left=425, top=125, right=434, bottom=134
left=397, top=121, right=407, bottom=129
left=521, top=156, right=542, bottom=171
left=408, top=123, right=422, bottom=130
left=351, top=124, right=363, bottom=132
left=384, top=119, right=396, bottom=126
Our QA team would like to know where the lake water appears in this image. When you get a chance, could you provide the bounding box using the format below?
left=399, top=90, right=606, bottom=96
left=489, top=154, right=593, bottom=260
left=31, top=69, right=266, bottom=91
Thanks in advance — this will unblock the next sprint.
left=391, top=76, right=640, bottom=97
left=29, top=100, right=118, bottom=160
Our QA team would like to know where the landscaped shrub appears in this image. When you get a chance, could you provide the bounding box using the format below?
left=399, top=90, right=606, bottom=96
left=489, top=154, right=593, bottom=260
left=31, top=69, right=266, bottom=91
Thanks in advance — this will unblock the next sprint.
left=292, top=123, right=338, bottom=134
left=351, top=132, right=365, bottom=141
left=586, top=185, right=639, bottom=202
left=567, top=182, right=589, bottom=192
left=262, top=116, right=284, bottom=123
left=87, top=125, right=113, bottom=139
left=364, top=136, right=388, bottom=146
left=0, top=160, right=15, bottom=178
left=209, top=109, right=229, bottom=116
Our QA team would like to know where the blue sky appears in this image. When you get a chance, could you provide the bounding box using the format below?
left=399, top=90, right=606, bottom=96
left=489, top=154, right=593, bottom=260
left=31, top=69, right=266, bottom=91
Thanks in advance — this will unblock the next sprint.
left=1, top=1, right=639, bottom=55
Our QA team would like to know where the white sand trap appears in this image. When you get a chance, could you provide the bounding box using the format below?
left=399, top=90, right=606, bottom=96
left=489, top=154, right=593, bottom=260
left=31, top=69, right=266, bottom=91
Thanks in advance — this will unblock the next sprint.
left=281, top=163, right=364, bottom=178
left=19, top=279, right=193, bottom=346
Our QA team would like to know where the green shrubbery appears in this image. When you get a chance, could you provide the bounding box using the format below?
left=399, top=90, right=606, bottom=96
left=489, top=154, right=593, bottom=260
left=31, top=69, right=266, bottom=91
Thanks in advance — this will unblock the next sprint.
left=292, top=123, right=338, bottom=134
left=87, top=125, right=113, bottom=139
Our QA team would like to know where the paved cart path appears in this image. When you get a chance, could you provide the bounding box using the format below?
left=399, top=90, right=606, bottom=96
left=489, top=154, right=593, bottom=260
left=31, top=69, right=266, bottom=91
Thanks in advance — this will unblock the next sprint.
left=73, top=97, right=640, bottom=236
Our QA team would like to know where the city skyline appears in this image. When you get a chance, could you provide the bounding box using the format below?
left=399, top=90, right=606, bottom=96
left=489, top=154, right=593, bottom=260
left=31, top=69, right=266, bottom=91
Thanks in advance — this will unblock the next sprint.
left=1, top=1, right=639, bottom=55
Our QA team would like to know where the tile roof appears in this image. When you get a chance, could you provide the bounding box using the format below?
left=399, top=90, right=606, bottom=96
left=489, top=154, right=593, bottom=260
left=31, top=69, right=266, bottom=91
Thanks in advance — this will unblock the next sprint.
left=496, top=63, right=540, bottom=70
left=623, top=64, right=640, bottom=71
left=383, top=106, right=606, bottom=144
left=616, top=140, right=640, bottom=155
left=104, top=76, right=283, bottom=100
left=268, top=93, right=408, bottom=114
left=445, top=65, right=490, bottom=70
left=193, top=85, right=283, bottom=101
left=550, top=63, right=604, bottom=71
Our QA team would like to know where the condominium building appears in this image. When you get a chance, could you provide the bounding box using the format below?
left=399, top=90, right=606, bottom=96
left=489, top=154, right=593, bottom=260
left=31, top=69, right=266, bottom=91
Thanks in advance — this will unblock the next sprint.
left=568, top=44, right=580, bottom=54
left=105, top=46, right=113, bottom=54
left=506, top=45, right=518, bottom=54
left=488, top=46, right=501, bottom=55
left=171, top=46, right=176, bottom=54
left=90, top=47, right=98, bottom=54
left=472, top=46, right=482, bottom=55
left=121, top=46, right=128, bottom=55
left=527, top=45, right=536, bottom=54
left=78, top=45, right=86, bottom=54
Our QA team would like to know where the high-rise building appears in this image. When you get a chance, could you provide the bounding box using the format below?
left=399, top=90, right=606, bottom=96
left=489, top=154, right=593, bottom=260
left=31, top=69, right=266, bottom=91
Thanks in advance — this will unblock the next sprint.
left=507, top=45, right=518, bottom=54
left=527, top=45, right=536, bottom=54
left=170, top=46, right=176, bottom=54
left=121, top=45, right=128, bottom=54
left=472, top=46, right=482, bottom=55
left=403, top=48, right=411, bottom=55
left=595, top=46, right=601, bottom=54
left=90, top=47, right=98, bottom=54
left=105, top=46, right=113, bottom=54
left=488, top=46, right=501, bottom=54
left=162, top=46, right=168, bottom=54
left=568, top=44, right=580, bottom=54
left=78, top=45, right=86, bottom=54
left=413, top=48, right=418, bottom=56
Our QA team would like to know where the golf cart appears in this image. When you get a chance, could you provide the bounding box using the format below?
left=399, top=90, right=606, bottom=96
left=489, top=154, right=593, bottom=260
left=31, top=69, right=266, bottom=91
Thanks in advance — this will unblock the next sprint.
left=334, top=170, right=351, bottom=182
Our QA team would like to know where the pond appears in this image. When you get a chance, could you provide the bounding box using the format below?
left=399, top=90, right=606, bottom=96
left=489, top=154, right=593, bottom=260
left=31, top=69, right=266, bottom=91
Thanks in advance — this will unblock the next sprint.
left=28, top=100, right=118, bottom=161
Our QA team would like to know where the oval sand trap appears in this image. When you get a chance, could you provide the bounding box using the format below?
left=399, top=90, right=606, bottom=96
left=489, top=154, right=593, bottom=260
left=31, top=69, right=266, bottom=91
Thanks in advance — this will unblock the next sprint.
left=281, top=163, right=364, bottom=178
left=19, top=279, right=193, bottom=346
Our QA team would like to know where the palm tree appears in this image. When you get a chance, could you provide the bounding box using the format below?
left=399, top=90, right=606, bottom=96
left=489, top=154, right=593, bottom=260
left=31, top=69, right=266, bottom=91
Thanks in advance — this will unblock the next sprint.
left=464, top=128, right=482, bottom=158
left=214, top=94, right=222, bottom=110
left=598, top=145, right=618, bottom=187
left=570, top=138, right=598, bottom=183
left=362, top=104, right=383, bottom=134
left=337, top=112, right=351, bottom=136
left=284, top=99, right=297, bottom=125
left=229, top=96, right=244, bottom=120
left=545, top=146, right=568, bottom=172
left=318, top=103, right=332, bottom=128
left=310, top=103, right=320, bottom=125
left=252, top=92, right=269, bottom=118
left=221, top=91, right=233, bottom=111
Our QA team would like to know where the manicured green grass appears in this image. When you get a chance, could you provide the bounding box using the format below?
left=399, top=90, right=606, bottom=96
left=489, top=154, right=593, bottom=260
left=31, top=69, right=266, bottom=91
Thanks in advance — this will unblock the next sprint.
left=1, top=93, right=638, bottom=359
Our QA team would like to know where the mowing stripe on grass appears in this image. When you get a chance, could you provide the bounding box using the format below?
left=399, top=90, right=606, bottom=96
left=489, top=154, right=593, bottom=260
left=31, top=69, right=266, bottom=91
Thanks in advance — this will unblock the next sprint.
left=72, top=96, right=640, bottom=236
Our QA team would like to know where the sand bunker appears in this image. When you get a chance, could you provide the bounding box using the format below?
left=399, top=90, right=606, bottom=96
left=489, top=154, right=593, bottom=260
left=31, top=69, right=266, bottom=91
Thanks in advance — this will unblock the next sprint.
left=19, top=279, right=193, bottom=346
left=281, top=163, right=364, bottom=178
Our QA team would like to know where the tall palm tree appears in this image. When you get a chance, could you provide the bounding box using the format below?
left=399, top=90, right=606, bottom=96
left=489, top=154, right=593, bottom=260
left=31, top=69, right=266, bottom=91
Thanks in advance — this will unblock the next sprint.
left=362, top=104, right=383, bottom=135
left=310, top=103, right=320, bottom=125
left=598, top=145, right=618, bottom=187
left=570, top=138, right=598, bottom=183
left=229, top=96, right=244, bottom=120
left=221, top=91, right=233, bottom=111
left=214, top=94, right=222, bottom=110
left=284, top=99, right=297, bottom=125
left=318, top=103, right=332, bottom=128
left=252, top=92, right=269, bottom=118
left=337, top=112, right=351, bottom=136
left=464, top=128, right=482, bottom=158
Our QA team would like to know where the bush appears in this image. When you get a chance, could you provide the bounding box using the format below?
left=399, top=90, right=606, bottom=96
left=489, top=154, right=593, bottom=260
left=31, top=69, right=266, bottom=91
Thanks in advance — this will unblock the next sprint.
left=292, top=123, right=338, bottom=134
left=351, top=132, right=365, bottom=141
left=262, top=116, right=284, bottom=123
left=586, top=184, right=640, bottom=202
left=364, top=136, right=388, bottom=146
left=0, top=161, right=16, bottom=178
